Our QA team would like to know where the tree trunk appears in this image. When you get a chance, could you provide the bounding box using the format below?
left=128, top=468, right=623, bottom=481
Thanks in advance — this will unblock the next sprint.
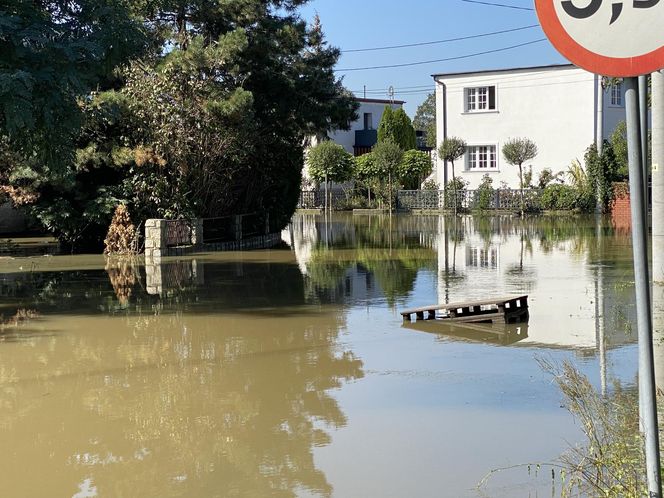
left=518, top=163, right=524, bottom=218
left=452, top=161, right=457, bottom=217
left=388, top=172, right=393, bottom=215
left=324, top=173, right=328, bottom=212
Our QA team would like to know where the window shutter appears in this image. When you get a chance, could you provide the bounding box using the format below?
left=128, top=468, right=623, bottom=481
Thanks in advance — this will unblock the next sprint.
left=488, top=86, right=496, bottom=110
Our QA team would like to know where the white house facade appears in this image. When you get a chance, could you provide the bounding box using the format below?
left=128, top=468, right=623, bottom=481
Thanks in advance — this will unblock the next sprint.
left=326, top=97, right=405, bottom=156
left=433, top=64, right=627, bottom=190
left=303, top=97, right=405, bottom=188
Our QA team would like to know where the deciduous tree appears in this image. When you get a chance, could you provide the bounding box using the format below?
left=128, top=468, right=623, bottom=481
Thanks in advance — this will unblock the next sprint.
left=413, top=93, right=436, bottom=148
left=372, top=140, right=403, bottom=211
left=438, top=137, right=467, bottom=215
left=502, top=137, right=538, bottom=217
left=399, top=150, right=432, bottom=190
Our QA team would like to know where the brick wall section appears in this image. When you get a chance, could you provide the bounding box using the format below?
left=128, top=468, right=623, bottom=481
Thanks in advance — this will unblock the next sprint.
left=610, top=182, right=631, bottom=231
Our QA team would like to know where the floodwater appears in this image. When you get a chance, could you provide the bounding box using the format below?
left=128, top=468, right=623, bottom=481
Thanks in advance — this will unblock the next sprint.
left=0, top=213, right=643, bottom=497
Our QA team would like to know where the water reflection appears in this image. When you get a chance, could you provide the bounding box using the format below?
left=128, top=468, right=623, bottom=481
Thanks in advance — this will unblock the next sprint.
left=287, top=215, right=437, bottom=307
left=403, top=320, right=529, bottom=346
left=0, top=213, right=644, bottom=497
left=0, top=254, right=363, bottom=497
left=286, top=213, right=637, bottom=353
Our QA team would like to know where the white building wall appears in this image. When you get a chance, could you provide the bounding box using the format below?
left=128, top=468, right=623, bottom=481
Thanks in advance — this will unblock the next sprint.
left=303, top=99, right=404, bottom=188
left=603, top=83, right=626, bottom=141
left=435, top=65, right=610, bottom=190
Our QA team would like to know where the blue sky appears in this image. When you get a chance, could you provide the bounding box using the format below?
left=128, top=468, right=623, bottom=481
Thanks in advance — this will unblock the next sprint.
left=297, top=0, right=567, bottom=116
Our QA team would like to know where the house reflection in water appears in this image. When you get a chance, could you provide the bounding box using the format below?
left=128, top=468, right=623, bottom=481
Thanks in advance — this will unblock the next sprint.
left=282, top=213, right=639, bottom=394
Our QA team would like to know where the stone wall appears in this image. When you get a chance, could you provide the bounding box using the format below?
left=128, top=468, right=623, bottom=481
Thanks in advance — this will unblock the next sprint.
left=144, top=219, right=167, bottom=261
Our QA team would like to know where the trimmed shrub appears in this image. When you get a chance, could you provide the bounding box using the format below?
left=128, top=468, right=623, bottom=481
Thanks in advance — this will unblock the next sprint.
left=541, top=184, right=576, bottom=210
left=540, top=184, right=593, bottom=211
left=473, top=174, right=494, bottom=211
left=422, top=179, right=439, bottom=190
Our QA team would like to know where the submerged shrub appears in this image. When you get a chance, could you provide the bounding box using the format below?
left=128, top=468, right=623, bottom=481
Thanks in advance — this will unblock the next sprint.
left=540, top=359, right=644, bottom=498
left=104, top=204, right=137, bottom=254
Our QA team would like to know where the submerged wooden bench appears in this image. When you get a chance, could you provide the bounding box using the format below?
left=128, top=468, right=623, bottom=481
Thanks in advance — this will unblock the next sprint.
left=400, top=295, right=528, bottom=324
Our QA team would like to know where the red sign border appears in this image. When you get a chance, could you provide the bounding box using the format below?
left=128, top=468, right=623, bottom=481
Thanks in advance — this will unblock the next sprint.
left=536, top=0, right=664, bottom=77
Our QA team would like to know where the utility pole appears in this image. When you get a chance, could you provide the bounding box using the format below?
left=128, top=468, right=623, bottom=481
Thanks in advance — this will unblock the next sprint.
left=653, top=70, right=664, bottom=284
left=596, top=75, right=604, bottom=213
left=640, top=75, right=649, bottom=220
left=625, top=77, right=662, bottom=497
left=651, top=70, right=664, bottom=399
left=597, top=75, right=604, bottom=154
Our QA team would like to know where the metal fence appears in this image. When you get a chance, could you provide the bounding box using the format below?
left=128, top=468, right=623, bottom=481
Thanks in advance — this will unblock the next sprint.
left=163, top=212, right=271, bottom=247
left=296, top=189, right=543, bottom=211
left=165, top=220, right=195, bottom=247
left=297, top=190, right=348, bottom=209
left=397, top=188, right=543, bottom=211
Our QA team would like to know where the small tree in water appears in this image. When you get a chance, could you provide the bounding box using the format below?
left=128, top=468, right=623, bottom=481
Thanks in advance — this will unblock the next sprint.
left=502, top=137, right=538, bottom=217
left=307, top=140, right=354, bottom=210
left=372, top=140, right=403, bottom=212
left=438, top=137, right=466, bottom=216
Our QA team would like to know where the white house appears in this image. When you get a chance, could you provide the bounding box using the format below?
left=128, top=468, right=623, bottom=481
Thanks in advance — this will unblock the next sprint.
left=303, top=97, right=405, bottom=190
left=433, top=64, right=626, bottom=190
left=327, top=97, right=405, bottom=156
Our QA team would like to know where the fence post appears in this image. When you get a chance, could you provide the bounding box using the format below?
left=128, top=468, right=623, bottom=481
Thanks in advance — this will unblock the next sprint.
left=144, top=219, right=166, bottom=261
left=192, top=218, right=203, bottom=246
left=234, top=215, right=242, bottom=241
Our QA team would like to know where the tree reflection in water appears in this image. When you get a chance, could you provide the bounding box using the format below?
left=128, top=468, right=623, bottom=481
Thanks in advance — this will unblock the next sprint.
left=302, top=215, right=437, bottom=307
left=0, top=257, right=363, bottom=498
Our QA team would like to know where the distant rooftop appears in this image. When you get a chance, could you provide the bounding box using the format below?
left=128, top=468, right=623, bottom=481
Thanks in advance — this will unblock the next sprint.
left=432, top=63, right=576, bottom=79
left=355, top=97, right=406, bottom=105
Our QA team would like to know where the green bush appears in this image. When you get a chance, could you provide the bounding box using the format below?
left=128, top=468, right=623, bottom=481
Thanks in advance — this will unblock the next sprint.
left=473, top=174, right=494, bottom=211
left=540, top=184, right=594, bottom=212
left=422, top=179, right=439, bottom=190
left=541, top=184, right=576, bottom=210
left=444, top=177, right=467, bottom=212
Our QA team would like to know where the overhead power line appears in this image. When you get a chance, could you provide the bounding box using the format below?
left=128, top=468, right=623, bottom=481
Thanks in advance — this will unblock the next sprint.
left=461, top=0, right=535, bottom=10
left=354, top=84, right=435, bottom=93
left=343, top=24, right=539, bottom=53
left=336, top=38, right=547, bottom=72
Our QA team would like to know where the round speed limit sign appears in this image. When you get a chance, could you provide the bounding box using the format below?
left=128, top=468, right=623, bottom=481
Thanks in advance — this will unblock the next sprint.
left=535, top=0, right=664, bottom=76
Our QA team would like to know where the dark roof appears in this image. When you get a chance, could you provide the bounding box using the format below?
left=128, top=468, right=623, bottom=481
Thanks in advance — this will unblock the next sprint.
left=431, top=63, right=576, bottom=79
left=355, top=97, right=406, bottom=105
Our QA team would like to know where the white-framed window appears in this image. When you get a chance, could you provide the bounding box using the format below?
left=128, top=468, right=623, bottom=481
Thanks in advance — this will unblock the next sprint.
left=464, top=86, right=496, bottom=112
left=610, top=82, right=623, bottom=106
left=466, top=145, right=498, bottom=171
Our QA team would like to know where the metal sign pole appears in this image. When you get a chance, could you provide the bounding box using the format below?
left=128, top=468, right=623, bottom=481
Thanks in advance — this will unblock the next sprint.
left=625, top=76, right=662, bottom=498
left=640, top=75, right=650, bottom=221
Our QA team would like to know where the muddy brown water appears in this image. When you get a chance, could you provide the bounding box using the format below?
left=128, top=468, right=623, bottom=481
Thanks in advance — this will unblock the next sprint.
left=0, top=214, right=642, bottom=497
